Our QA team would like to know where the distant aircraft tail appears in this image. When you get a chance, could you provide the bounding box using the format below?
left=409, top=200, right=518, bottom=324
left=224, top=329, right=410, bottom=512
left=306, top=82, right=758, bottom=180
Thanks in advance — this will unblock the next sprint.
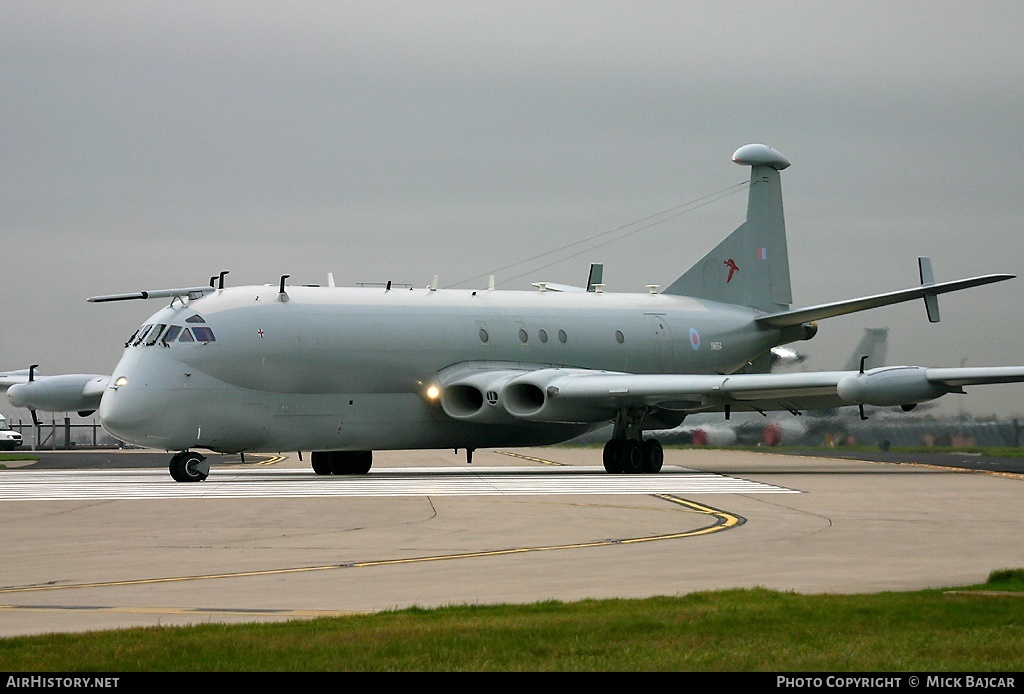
left=662, top=144, right=793, bottom=313
left=844, top=328, right=889, bottom=372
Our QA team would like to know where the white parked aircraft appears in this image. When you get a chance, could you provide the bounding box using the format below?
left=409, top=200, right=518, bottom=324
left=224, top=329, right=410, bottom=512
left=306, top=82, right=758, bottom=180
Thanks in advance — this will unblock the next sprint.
left=9, top=144, right=1024, bottom=482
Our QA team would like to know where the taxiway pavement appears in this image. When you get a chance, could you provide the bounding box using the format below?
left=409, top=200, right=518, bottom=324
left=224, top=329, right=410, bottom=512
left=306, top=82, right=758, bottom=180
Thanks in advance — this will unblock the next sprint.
left=1, top=446, right=1021, bottom=637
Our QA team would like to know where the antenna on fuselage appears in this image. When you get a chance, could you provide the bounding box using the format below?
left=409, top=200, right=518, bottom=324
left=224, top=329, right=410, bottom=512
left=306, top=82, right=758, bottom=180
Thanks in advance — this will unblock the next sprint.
left=209, top=271, right=228, bottom=289
left=279, top=275, right=290, bottom=302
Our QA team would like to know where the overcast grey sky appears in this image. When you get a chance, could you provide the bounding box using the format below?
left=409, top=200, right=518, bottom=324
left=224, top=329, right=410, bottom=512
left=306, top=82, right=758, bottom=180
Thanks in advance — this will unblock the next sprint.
left=3, top=1, right=1023, bottom=419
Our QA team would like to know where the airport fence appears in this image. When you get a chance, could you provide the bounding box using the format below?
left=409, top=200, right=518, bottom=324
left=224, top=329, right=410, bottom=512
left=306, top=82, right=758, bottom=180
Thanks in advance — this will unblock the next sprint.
left=7, top=417, right=124, bottom=450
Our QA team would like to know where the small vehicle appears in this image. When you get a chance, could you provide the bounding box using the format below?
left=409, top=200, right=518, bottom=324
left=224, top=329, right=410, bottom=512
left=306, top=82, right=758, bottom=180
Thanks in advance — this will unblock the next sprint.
left=0, top=415, right=23, bottom=451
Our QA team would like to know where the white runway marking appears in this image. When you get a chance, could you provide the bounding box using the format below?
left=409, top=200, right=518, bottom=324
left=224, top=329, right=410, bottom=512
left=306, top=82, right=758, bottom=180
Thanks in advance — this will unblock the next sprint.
left=0, top=465, right=800, bottom=501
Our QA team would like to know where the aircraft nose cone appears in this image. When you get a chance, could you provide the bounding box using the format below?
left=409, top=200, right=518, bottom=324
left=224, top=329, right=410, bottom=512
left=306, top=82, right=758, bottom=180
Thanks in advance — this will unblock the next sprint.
left=98, top=386, right=151, bottom=444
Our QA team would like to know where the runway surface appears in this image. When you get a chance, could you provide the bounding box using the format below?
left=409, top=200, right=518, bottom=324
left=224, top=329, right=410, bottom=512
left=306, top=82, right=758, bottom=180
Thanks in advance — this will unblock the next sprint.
left=1, top=446, right=1022, bottom=637
left=0, top=466, right=798, bottom=500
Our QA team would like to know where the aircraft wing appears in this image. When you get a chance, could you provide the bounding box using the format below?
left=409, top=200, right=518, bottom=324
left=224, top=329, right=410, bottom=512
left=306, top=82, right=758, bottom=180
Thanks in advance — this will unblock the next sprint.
left=922, top=366, right=1024, bottom=387
left=483, top=365, right=1024, bottom=423
left=0, top=370, right=32, bottom=390
left=501, top=369, right=853, bottom=421
left=6, top=374, right=110, bottom=415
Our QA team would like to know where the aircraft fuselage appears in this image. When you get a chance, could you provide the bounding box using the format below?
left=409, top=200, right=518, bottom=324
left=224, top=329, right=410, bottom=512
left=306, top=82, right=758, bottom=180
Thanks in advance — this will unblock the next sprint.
left=98, top=284, right=796, bottom=454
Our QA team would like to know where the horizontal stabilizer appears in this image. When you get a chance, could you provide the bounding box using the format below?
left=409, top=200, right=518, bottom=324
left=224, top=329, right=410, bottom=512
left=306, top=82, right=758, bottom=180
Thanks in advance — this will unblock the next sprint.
left=755, top=274, right=1013, bottom=328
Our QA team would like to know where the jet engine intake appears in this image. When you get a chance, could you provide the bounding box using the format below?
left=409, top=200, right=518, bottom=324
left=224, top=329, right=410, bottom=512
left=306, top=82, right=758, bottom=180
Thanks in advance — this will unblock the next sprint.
left=504, top=369, right=621, bottom=423
left=437, top=369, right=526, bottom=423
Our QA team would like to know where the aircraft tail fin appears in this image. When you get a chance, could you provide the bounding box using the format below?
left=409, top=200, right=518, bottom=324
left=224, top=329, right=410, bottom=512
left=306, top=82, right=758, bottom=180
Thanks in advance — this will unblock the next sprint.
left=845, top=328, right=889, bottom=372
left=662, top=144, right=792, bottom=313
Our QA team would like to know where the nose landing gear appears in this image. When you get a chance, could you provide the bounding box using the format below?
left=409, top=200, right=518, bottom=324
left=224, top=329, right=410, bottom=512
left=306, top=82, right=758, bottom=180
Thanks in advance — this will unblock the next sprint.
left=169, top=451, right=209, bottom=482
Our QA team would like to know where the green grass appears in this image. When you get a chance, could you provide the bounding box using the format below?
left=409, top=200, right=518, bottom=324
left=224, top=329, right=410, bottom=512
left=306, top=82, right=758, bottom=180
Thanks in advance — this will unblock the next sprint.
left=0, top=452, right=38, bottom=463
left=887, top=445, right=1024, bottom=458
left=1, top=570, right=1022, bottom=671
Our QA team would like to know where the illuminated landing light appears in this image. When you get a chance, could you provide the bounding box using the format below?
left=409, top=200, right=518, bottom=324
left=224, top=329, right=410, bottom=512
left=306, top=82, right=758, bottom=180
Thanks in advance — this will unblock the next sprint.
left=114, top=376, right=128, bottom=388
left=426, top=385, right=440, bottom=400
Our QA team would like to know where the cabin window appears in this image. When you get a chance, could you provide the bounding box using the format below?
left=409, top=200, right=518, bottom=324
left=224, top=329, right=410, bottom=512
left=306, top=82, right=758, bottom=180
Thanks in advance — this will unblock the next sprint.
left=558, top=329, right=567, bottom=344
left=479, top=328, right=489, bottom=344
left=615, top=330, right=625, bottom=344
left=518, top=328, right=528, bottom=344
left=191, top=326, right=217, bottom=342
left=538, top=329, right=548, bottom=343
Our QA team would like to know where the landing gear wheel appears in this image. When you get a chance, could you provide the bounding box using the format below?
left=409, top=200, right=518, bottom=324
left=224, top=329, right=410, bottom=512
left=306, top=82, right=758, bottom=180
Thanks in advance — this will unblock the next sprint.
left=331, top=450, right=373, bottom=474
left=169, top=451, right=209, bottom=483
left=603, top=440, right=623, bottom=473
left=640, top=439, right=664, bottom=474
left=349, top=451, right=372, bottom=474
left=313, top=450, right=374, bottom=475
left=617, top=439, right=644, bottom=474
left=311, top=451, right=332, bottom=475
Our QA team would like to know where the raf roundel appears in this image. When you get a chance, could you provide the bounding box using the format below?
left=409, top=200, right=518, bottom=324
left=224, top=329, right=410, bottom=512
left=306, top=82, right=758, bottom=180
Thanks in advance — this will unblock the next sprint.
left=689, top=327, right=701, bottom=350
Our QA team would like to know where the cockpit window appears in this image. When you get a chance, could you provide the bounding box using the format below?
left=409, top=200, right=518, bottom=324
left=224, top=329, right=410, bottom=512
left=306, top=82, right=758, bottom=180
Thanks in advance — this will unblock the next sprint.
left=132, top=325, right=153, bottom=346
left=145, top=324, right=167, bottom=346
left=185, top=314, right=206, bottom=324
left=191, top=326, right=216, bottom=342
left=131, top=323, right=214, bottom=346
left=161, top=325, right=182, bottom=345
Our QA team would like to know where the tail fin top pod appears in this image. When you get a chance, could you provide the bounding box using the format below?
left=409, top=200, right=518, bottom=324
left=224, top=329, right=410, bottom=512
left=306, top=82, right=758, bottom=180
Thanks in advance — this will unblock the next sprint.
left=663, top=144, right=792, bottom=313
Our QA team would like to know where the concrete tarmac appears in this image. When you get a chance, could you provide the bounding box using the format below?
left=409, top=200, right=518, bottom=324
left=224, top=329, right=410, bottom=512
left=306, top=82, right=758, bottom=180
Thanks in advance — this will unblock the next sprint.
left=1, top=446, right=1022, bottom=637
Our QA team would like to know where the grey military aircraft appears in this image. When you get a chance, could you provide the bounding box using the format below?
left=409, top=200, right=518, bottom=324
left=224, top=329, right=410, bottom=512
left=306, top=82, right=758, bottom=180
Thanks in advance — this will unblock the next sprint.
left=8, top=144, right=1024, bottom=482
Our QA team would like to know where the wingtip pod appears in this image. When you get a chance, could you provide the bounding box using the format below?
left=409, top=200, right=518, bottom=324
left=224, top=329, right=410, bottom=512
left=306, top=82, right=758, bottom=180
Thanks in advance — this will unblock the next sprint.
left=732, top=143, right=790, bottom=170
left=836, top=366, right=950, bottom=407
left=7, top=374, right=108, bottom=412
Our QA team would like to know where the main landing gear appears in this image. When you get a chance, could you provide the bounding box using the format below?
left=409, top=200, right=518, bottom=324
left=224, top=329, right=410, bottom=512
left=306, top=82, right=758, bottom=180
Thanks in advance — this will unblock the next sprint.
left=169, top=450, right=209, bottom=482
left=602, top=438, right=663, bottom=474
left=603, top=407, right=664, bottom=474
left=311, top=450, right=373, bottom=475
